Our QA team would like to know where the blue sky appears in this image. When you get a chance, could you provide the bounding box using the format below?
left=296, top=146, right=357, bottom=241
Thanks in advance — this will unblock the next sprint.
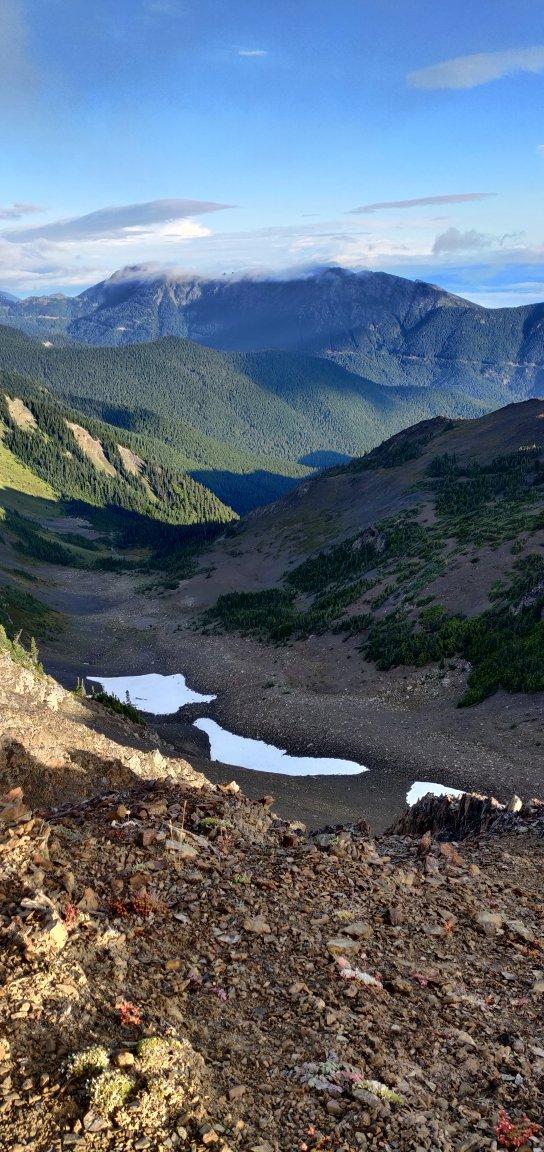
left=1, top=0, right=543, bottom=304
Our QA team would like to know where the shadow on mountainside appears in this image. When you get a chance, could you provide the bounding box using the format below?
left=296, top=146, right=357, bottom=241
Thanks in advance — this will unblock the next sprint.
left=190, top=468, right=303, bottom=514
left=0, top=737, right=139, bottom=811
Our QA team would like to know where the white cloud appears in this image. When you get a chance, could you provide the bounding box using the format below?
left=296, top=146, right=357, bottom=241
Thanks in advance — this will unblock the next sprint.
left=0, top=202, right=43, bottom=221
left=0, top=200, right=541, bottom=301
left=0, top=198, right=232, bottom=291
left=409, top=46, right=544, bottom=91
left=99, top=220, right=212, bottom=246
left=238, top=49, right=267, bottom=57
left=351, top=193, right=496, bottom=214
left=4, top=198, right=231, bottom=244
left=432, top=227, right=491, bottom=254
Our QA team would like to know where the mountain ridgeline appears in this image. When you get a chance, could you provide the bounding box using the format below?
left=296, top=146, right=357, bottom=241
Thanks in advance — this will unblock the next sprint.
left=0, top=265, right=543, bottom=572
left=2, top=266, right=544, bottom=402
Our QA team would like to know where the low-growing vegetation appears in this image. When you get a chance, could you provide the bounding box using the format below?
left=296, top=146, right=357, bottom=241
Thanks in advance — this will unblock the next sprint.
left=203, top=439, right=544, bottom=705
left=0, top=622, right=43, bottom=674
left=365, top=556, right=544, bottom=705
left=0, top=581, right=58, bottom=646
left=88, top=686, right=144, bottom=725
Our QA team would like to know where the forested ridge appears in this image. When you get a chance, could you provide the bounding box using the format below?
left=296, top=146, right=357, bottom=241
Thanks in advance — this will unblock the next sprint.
left=0, top=322, right=519, bottom=514
left=0, top=370, right=234, bottom=526
left=0, top=326, right=313, bottom=512
left=2, top=266, right=543, bottom=401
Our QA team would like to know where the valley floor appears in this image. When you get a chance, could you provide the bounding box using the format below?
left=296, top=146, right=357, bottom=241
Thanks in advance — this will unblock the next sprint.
left=39, top=561, right=544, bottom=833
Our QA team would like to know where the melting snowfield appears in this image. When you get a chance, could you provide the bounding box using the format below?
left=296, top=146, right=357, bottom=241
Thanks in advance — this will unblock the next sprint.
left=85, top=676, right=469, bottom=789
left=194, top=717, right=367, bottom=777
left=87, top=672, right=216, bottom=714
left=86, top=672, right=368, bottom=777
left=406, top=781, right=464, bottom=806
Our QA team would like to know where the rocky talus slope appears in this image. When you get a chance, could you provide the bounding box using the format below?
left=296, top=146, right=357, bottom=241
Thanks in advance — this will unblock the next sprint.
left=0, top=651, right=543, bottom=1152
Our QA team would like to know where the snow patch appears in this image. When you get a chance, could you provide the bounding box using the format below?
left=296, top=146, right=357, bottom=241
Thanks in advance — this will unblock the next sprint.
left=194, top=717, right=367, bottom=777
left=87, top=673, right=216, bottom=714
left=406, top=781, right=464, bottom=806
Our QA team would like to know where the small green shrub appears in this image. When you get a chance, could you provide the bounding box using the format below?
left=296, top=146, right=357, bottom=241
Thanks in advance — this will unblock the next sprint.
left=70, top=1045, right=109, bottom=1078
left=89, top=1070, right=134, bottom=1116
left=136, top=1037, right=172, bottom=1075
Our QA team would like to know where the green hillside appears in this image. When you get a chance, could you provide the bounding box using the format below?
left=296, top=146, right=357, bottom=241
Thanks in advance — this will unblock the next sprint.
left=231, top=349, right=492, bottom=453
left=0, top=326, right=311, bottom=512
left=0, top=371, right=239, bottom=646
left=0, top=323, right=502, bottom=491
left=0, top=371, right=234, bottom=527
left=0, top=326, right=320, bottom=460
left=202, top=402, right=544, bottom=707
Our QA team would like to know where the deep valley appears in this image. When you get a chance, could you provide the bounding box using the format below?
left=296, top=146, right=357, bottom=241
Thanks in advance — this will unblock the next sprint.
left=1, top=325, right=543, bottom=828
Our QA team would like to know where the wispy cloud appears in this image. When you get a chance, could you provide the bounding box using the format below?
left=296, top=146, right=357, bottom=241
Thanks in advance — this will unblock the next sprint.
left=409, top=46, right=544, bottom=91
left=4, top=198, right=232, bottom=244
left=350, top=193, right=496, bottom=214
left=0, top=197, right=234, bottom=292
left=0, top=202, right=43, bottom=221
left=0, top=199, right=541, bottom=306
left=237, top=49, right=267, bottom=57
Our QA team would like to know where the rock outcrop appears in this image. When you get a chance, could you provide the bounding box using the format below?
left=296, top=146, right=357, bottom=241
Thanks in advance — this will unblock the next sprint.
left=390, top=789, right=544, bottom=841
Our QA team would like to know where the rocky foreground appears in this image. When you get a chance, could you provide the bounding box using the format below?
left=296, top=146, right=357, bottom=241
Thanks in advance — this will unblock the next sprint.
left=0, top=648, right=543, bottom=1152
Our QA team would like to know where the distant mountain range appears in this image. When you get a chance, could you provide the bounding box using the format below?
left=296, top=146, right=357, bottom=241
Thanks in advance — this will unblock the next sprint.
left=1, top=265, right=543, bottom=523
left=2, top=266, right=544, bottom=400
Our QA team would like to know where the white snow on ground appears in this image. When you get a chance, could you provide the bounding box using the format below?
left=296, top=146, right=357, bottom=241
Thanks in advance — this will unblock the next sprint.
left=406, top=781, right=464, bottom=806
left=193, top=717, right=367, bottom=777
left=87, top=673, right=216, bottom=714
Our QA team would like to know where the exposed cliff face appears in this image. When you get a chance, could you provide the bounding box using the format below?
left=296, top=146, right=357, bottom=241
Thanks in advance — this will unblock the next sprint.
left=0, top=649, right=543, bottom=1152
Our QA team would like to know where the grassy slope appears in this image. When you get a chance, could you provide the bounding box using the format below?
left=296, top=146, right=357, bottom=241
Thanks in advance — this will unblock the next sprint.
left=201, top=400, right=544, bottom=705
left=0, top=439, right=63, bottom=643
left=0, top=372, right=237, bottom=643
left=0, top=438, right=58, bottom=510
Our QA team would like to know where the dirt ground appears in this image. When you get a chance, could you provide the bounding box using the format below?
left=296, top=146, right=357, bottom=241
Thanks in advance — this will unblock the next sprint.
left=39, top=558, right=544, bottom=834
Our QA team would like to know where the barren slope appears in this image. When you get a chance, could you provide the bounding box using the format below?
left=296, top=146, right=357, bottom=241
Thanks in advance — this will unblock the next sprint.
left=0, top=647, right=543, bottom=1152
